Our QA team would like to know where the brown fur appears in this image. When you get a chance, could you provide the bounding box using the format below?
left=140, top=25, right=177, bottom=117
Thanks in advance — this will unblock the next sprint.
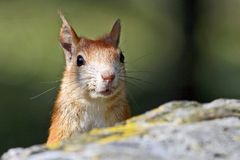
left=47, top=15, right=131, bottom=145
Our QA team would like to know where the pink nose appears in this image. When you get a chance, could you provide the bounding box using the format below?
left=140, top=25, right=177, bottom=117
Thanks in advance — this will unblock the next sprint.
left=101, top=73, right=115, bottom=83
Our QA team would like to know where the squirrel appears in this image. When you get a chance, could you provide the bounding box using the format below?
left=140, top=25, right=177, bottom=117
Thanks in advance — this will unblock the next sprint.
left=47, top=13, right=131, bottom=145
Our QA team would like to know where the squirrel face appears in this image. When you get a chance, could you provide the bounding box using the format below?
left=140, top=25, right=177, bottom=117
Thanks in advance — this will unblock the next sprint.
left=73, top=40, right=125, bottom=99
left=59, top=14, right=125, bottom=99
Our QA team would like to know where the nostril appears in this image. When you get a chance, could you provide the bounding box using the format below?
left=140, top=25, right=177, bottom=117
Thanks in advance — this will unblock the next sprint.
left=101, top=74, right=115, bottom=82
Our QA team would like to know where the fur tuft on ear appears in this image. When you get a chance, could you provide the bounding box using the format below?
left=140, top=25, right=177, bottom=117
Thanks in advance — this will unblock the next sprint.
left=58, top=11, right=79, bottom=63
left=104, top=19, right=121, bottom=48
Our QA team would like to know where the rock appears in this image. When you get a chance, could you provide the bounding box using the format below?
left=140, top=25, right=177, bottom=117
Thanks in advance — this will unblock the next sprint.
left=2, top=99, right=240, bottom=160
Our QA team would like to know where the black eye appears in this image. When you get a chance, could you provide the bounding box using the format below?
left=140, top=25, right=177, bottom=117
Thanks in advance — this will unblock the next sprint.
left=77, top=55, right=85, bottom=66
left=120, top=52, right=125, bottom=63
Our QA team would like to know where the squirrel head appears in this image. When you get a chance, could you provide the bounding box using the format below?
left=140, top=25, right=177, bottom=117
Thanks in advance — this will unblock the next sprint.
left=58, top=12, right=126, bottom=99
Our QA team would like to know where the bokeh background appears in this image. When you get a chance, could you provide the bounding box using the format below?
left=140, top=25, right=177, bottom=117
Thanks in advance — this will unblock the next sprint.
left=1, top=0, right=240, bottom=154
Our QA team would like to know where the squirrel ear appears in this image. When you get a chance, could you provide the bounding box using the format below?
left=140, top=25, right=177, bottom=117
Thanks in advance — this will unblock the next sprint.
left=108, top=19, right=121, bottom=48
left=59, top=12, right=79, bottom=63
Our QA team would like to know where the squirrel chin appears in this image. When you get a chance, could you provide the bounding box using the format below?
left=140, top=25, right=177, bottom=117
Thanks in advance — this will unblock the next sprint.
left=89, top=89, right=115, bottom=99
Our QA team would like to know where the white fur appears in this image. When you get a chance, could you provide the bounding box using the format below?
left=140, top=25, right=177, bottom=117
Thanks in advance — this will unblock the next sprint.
left=52, top=47, right=126, bottom=137
left=58, top=74, right=123, bottom=135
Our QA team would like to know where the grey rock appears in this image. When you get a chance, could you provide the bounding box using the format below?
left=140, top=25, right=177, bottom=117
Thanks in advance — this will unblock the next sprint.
left=2, top=99, right=240, bottom=160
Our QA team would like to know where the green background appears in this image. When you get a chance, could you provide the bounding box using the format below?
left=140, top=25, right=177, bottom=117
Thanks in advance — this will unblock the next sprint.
left=1, top=0, right=240, bottom=154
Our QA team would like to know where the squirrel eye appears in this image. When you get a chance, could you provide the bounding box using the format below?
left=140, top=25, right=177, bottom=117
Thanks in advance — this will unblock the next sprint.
left=77, top=55, right=85, bottom=66
left=120, top=52, right=125, bottom=63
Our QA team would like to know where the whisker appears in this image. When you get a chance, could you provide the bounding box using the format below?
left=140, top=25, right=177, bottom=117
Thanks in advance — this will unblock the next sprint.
left=119, top=78, right=147, bottom=92
left=120, top=75, right=153, bottom=85
left=39, top=80, right=61, bottom=84
left=60, top=77, right=93, bottom=85
left=60, top=76, right=92, bottom=92
left=30, top=87, right=57, bottom=100
left=59, top=86, right=89, bottom=107
left=126, top=69, right=157, bottom=74
left=31, top=79, right=87, bottom=100
left=126, top=85, right=141, bottom=114
left=126, top=52, right=155, bottom=65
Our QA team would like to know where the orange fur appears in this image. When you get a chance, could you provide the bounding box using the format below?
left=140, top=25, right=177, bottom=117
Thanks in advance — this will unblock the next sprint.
left=47, top=15, right=131, bottom=145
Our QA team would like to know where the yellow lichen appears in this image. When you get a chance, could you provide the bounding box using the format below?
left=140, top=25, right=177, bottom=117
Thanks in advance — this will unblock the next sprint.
left=127, top=106, right=165, bottom=122
left=232, top=135, right=240, bottom=141
left=46, top=142, right=61, bottom=150
left=89, top=122, right=146, bottom=144
left=96, top=135, right=124, bottom=144
left=91, top=155, right=100, bottom=160
left=146, top=119, right=169, bottom=125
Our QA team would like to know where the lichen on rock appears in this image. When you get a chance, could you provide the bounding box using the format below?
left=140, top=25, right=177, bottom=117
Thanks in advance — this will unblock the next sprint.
left=2, top=99, right=240, bottom=160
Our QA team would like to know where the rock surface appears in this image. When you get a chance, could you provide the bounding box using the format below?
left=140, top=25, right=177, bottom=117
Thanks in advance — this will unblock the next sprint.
left=2, top=99, right=240, bottom=160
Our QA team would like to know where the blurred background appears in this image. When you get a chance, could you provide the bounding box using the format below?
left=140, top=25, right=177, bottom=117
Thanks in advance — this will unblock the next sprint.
left=1, top=0, right=240, bottom=154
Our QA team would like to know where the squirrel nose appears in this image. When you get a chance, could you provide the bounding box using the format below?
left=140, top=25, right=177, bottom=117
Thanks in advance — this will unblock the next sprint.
left=101, top=73, right=115, bottom=83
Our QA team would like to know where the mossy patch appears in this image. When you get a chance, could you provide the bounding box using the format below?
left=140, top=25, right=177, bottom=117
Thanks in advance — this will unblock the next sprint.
left=90, top=122, right=146, bottom=144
